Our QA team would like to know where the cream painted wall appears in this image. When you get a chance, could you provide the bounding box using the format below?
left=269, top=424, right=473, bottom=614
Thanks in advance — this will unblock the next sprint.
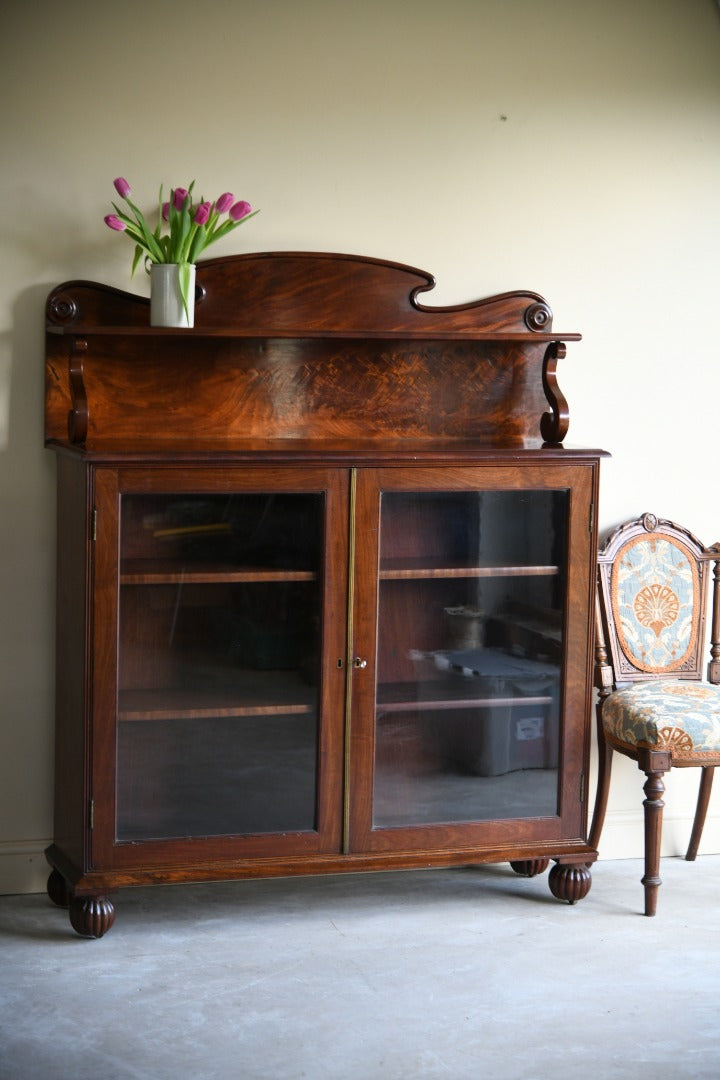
left=1, top=0, right=719, bottom=893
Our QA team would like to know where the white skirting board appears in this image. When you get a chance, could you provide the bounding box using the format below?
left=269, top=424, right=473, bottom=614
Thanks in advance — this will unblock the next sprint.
left=0, top=840, right=52, bottom=896
left=597, top=810, right=720, bottom=861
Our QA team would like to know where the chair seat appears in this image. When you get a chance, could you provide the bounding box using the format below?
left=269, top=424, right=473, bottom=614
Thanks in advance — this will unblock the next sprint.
left=602, top=679, right=720, bottom=759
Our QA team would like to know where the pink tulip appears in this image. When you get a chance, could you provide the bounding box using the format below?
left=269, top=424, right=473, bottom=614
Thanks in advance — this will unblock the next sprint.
left=194, top=201, right=211, bottom=226
left=215, top=192, right=234, bottom=213
left=229, top=200, right=252, bottom=221
left=104, top=214, right=127, bottom=232
left=113, top=177, right=131, bottom=199
left=172, top=187, right=189, bottom=211
left=162, top=201, right=170, bottom=222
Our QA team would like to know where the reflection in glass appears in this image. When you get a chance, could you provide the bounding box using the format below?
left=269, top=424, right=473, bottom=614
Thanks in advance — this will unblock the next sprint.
left=373, top=490, right=567, bottom=827
left=115, top=493, right=322, bottom=841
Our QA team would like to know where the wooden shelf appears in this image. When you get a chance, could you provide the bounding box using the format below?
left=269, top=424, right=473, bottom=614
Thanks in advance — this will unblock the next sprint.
left=121, top=560, right=558, bottom=585
left=45, top=259, right=580, bottom=452
left=377, top=693, right=555, bottom=714
left=380, top=559, right=559, bottom=580
left=47, top=324, right=581, bottom=343
left=120, top=560, right=317, bottom=585
left=119, top=681, right=317, bottom=721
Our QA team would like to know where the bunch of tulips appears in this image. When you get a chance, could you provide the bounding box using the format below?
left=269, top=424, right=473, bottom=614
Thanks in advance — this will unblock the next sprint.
left=105, top=177, right=257, bottom=320
left=105, top=177, right=257, bottom=273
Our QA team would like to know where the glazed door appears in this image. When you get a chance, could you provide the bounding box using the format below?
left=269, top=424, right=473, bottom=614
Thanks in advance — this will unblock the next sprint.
left=91, top=466, right=349, bottom=869
left=348, top=464, right=595, bottom=854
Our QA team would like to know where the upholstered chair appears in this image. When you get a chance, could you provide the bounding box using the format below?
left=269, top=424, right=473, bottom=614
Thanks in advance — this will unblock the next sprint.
left=589, top=513, right=720, bottom=915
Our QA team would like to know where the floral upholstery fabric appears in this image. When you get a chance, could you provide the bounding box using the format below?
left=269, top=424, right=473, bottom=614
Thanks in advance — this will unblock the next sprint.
left=611, top=534, right=699, bottom=674
left=602, top=679, right=720, bottom=759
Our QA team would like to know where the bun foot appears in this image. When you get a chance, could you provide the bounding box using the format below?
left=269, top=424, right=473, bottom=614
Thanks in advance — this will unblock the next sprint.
left=69, top=895, right=116, bottom=938
left=509, top=858, right=550, bottom=877
left=548, top=861, right=592, bottom=904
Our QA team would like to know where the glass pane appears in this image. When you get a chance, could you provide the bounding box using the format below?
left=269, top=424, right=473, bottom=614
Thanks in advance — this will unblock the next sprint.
left=115, top=493, right=322, bottom=841
left=373, top=489, right=567, bottom=827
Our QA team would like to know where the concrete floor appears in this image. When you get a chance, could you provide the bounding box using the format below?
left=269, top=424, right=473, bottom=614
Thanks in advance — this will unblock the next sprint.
left=1, top=856, right=719, bottom=1080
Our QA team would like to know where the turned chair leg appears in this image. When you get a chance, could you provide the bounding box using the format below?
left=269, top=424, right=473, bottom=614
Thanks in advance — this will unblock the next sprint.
left=588, top=730, right=613, bottom=852
left=686, top=766, right=715, bottom=861
left=639, top=750, right=671, bottom=917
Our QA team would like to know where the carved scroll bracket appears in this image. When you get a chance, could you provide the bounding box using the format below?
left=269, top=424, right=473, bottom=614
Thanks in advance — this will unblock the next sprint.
left=540, top=340, right=569, bottom=445
left=707, top=543, right=720, bottom=685
left=67, top=337, right=89, bottom=445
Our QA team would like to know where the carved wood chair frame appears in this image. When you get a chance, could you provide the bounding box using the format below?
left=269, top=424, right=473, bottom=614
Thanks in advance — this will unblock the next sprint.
left=589, top=512, right=720, bottom=915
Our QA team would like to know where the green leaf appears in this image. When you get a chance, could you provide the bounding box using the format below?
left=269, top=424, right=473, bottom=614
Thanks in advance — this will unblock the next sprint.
left=130, top=244, right=144, bottom=278
left=208, top=209, right=260, bottom=243
left=123, top=195, right=164, bottom=262
left=111, top=202, right=139, bottom=227
left=177, top=261, right=193, bottom=324
left=177, top=216, right=194, bottom=264
left=187, top=224, right=208, bottom=263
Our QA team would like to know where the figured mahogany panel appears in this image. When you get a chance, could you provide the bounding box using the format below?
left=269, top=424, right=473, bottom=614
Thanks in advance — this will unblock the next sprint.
left=45, top=252, right=578, bottom=451
left=194, top=251, right=563, bottom=334
left=47, top=336, right=553, bottom=448
left=47, top=251, right=558, bottom=335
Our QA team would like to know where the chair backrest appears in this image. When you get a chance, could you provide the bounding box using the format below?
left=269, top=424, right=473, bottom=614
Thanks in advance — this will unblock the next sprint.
left=596, top=513, right=720, bottom=689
